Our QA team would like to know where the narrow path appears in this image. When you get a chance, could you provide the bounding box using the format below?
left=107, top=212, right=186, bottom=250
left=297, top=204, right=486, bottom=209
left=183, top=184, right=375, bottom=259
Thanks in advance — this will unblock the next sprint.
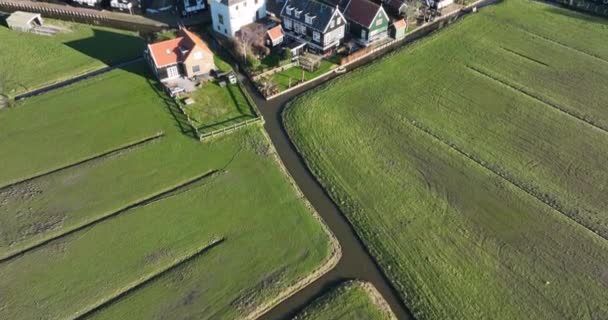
left=14, top=57, right=143, bottom=101
left=237, top=1, right=501, bottom=318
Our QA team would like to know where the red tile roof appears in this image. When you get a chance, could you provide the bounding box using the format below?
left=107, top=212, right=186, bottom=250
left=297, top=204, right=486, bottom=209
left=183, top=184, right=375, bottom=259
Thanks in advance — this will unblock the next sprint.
left=344, top=0, right=382, bottom=28
left=267, top=25, right=284, bottom=41
left=148, top=37, right=185, bottom=67
left=148, top=28, right=213, bottom=68
left=393, top=19, right=407, bottom=29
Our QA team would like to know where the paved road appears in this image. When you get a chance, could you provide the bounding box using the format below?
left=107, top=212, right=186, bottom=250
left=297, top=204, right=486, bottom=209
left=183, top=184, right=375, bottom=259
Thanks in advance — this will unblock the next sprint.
left=241, top=1, right=501, bottom=318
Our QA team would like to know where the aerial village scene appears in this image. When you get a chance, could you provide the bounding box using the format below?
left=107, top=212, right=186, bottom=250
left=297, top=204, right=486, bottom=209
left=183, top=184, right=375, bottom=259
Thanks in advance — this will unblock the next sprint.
left=0, top=0, right=607, bottom=319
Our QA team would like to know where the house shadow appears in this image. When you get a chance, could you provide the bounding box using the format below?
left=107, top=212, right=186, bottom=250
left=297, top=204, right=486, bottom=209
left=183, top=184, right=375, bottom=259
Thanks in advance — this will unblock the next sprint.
left=64, top=28, right=149, bottom=77
left=65, top=28, right=198, bottom=139
left=545, top=6, right=608, bottom=24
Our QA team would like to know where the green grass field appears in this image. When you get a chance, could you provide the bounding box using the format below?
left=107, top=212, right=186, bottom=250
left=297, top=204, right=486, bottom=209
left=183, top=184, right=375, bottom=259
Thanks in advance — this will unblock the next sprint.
left=0, top=18, right=144, bottom=97
left=181, top=81, right=257, bottom=133
left=292, top=281, right=395, bottom=320
left=0, top=62, right=336, bottom=320
left=285, top=0, right=608, bottom=319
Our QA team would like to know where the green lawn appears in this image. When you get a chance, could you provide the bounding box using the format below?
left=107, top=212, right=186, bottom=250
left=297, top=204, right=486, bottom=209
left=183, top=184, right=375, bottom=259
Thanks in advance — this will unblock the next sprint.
left=292, top=282, right=395, bottom=320
left=272, top=60, right=336, bottom=91
left=181, top=81, right=257, bottom=133
left=0, top=18, right=144, bottom=97
left=0, top=62, right=336, bottom=320
left=284, top=0, right=608, bottom=319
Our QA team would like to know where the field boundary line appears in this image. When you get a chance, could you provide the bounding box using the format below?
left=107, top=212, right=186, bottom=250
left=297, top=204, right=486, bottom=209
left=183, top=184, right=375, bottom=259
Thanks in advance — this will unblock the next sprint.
left=514, top=26, right=608, bottom=66
left=0, top=131, right=165, bottom=191
left=73, top=237, right=225, bottom=320
left=402, top=116, right=608, bottom=241
left=243, top=126, right=342, bottom=320
left=0, top=170, right=222, bottom=263
left=13, top=57, right=144, bottom=101
left=499, top=46, right=550, bottom=67
left=466, top=65, right=608, bottom=134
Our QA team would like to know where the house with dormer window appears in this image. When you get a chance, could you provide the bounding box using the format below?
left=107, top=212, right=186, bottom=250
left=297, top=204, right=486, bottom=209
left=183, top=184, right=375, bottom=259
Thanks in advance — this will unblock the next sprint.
left=145, top=28, right=216, bottom=81
left=280, top=0, right=347, bottom=54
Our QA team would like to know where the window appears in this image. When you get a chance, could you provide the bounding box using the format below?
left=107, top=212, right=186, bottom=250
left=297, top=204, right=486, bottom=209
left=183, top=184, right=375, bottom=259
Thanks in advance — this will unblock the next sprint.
left=243, top=1, right=247, bottom=6
left=313, top=31, right=320, bottom=42
left=194, top=51, right=203, bottom=60
left=167, top=66, right=179, bottom=78
left=286, top=7, right=293, bottom=15
left=305, top=14, right=315, bottom=24
left=192, top=65, right=201, bottom=73
left=295, top=10, right=301, bottom=18
left=376, top=17, right=383, bottom=26
left=284, top=18, right=292, bottom=30
left=235, top=4, right=238, bottom=10
left=330, top=20, right=334, bottom=28
left=218, top=14, right=224, bottom=25
left=255, top=0, right=259, bottom=4
left=361, top=29, right=367, bottom=39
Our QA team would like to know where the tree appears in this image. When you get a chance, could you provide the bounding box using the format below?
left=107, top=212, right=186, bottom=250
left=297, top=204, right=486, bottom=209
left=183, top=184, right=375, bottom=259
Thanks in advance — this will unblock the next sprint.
left=282, top=48, right=293, bottom=63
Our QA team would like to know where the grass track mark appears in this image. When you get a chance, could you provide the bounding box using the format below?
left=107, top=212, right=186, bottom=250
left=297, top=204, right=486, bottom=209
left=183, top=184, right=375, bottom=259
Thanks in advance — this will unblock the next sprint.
left=516, top=27, right=608, bottom=66
left=74, top=237, right=225, bottom=320
left=0, top=132, right=165, bottom=191
left=0, top=170, right=223, bottom=263
left=402, top=116, right=608, bottom=241
left=466, top=65, right=608, bottom=134
left=499, top=46, right=550, bottom=67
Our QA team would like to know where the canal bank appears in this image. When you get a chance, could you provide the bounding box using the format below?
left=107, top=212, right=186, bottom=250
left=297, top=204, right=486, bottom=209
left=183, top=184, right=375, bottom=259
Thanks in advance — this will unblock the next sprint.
left=242, top=0, right=502, bottom=318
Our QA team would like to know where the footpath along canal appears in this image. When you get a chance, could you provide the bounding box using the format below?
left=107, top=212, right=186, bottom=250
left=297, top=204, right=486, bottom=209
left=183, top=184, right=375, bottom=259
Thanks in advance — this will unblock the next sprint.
left=246, top=0, right=501, bottom=318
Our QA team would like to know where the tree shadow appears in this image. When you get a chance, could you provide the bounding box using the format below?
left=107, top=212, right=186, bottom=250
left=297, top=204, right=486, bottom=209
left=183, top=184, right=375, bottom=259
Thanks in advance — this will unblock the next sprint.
left=544, top=4, right=608, bottom=23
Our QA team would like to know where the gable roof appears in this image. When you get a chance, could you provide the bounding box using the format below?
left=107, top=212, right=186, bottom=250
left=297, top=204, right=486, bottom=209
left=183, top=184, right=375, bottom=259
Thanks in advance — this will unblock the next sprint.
left=393, top=19, right=407, bottom=29
left=267, top=25, right=284, bottom=41
left=148, top=28, right=213, bottom=68
left=384, top=0, right=406, bottom=13
left=344, top=0, right=384, bottom=28
left=6, top=11, right=41, bottom=28
left=148, top=37, right=185, bottom=67
left=320, top=0, right=350, bottom=10
left=280, top=0, right=343, bottom=32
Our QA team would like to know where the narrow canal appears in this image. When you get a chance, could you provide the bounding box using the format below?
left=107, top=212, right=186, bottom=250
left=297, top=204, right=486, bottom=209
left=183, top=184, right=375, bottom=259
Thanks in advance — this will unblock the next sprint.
left=247, top=1, right=500, bottom=318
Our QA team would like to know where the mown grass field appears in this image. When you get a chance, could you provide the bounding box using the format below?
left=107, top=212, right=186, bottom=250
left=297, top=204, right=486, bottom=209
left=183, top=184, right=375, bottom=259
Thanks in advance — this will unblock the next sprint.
left=0, top=61, right=335, bottom=320
left=0, top=17, right=144, bottom=97
left=285, top=0, right=608, bottom=319
left=181, top=81, right=257, bottom=133
left=292, top=281, right=395, bottom=320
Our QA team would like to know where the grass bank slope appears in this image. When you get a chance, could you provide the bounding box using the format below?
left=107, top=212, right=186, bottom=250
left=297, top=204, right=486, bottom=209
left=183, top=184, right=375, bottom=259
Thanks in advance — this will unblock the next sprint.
left=284, top=0, right=608, bottom=319
left=0, top=18, right=144, bottom=97
left=292, top=281, right=396, bottom=320
left=0, top=62, right=335, bottom=320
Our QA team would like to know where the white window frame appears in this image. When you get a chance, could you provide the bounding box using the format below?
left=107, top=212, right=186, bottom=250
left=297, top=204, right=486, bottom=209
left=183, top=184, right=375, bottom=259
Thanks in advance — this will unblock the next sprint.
left=284, top=18, right=293, bottom=30
left=295, top=10, right=301, bottom=18
left=167, top=66, right=179, bottom=78
left=376, top=17, right=383, bottom=26
left=313, top=31, right=320, bottom=42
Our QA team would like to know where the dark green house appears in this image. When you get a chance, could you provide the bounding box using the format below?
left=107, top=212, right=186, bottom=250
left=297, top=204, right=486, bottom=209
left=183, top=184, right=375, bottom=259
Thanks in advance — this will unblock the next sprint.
left=343, top=0, right=389, bottom=46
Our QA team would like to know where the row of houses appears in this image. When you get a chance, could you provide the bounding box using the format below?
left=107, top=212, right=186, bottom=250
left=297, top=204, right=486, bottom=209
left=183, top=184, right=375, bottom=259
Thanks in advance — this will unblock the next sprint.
left=210, top=0, right=410, bottom=56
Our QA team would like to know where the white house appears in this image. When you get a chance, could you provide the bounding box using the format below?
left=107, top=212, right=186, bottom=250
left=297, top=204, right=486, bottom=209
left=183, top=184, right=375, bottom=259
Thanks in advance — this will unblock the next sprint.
left=210, top=0, right=266, bottom=37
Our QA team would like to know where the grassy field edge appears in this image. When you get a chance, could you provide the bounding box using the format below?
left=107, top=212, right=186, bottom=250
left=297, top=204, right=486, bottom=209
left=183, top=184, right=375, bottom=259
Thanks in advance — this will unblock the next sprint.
left=243, top=124, right=342, bottom=320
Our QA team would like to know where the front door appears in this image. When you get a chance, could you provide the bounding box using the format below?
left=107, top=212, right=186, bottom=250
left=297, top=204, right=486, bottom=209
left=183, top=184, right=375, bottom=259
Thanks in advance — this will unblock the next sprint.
left=167, top=66, right=179, bottom=79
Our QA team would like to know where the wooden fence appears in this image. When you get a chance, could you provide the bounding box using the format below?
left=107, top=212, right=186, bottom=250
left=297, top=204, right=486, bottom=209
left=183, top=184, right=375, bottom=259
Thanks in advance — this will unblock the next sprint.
left=0, top=0, right=165, bottom=31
